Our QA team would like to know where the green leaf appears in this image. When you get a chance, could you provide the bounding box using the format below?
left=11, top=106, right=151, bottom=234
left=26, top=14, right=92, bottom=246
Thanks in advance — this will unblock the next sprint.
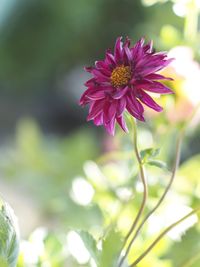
left=147, top=159, right=168, bottom=170
left=99, top=229, right=123, bottom=267
left=78, top=231, right=100, bottom=264
left=162, top=228, right=200, bottom=267
left=179, top=154, right=200, bottom=182
left=140, top=148, right=160, bottom=162
left=0, top=199, right=20, bottom=267
left=0, top=257, right=8, bottom=267
left=43, top=232, right=65, bottom=265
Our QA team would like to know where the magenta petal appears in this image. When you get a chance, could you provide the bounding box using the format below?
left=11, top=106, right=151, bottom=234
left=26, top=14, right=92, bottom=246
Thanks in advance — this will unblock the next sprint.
left=84, top=78, right=96, bottom=87
left=135, top=81, right=173, bottom=94
left=131, top=38, right=145, bottom=61
left=105, top=117, right=116, bottom=136
left=80, top=36, right=174, bottom=135
left=87, top=100, right=104, bottom=120
left=80, top=88, right=92, bottom=105
left=103, top=101, right=117, bottom=123
left=95, top=60, right=112, bottom=72
left=126, top=105, right=145, bottom=121
left=84, top=66, right=93, bottom=73
left=114, top=37, right=123, bottom=63
left=105, top=50, right=116, bottom=66
left=138, top=90, right=163, bottom=112
left=117, top=98, right=126, bottom=116
left=143, top=40, right=153, bottom=53
left=112, top=86, right=128, bottom=99
left=124, top=37, right=131, bottom=47
left=94, top=113, right=103, bottom=126
left=87, top=90, right=105, bottom=100
left=127, top=93, right=144, bottom=115
left=124, top=45, right=133, bottom=63
left=99, top=68, right=111, bottom=77
left=145, top=73, right=173, bottom=81
left=135, top=54, right=172, bottom=76
left=126, top=95, right=145, bottom=121
left=134, top=56, right=156, bottom=70
left=130, top=93, right=144, bottom=114
left=91, top=68, right=110, bottom=79
left=117, top=116, right=128, bottom=132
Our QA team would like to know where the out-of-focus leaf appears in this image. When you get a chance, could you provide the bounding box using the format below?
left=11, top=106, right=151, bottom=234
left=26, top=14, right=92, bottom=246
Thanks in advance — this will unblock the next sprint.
left=0, top=119, right=102, bottom=230
left=179, top=154, right=200, bottom=182
left=147, top=159, right=168, bottom=170
left=99, top=229, right=123, bottom=267
left=78, top=231, right=100, bottom=264
left=140, top=148, right=168, bottom=170
left=160, top=24, right=182, bottom=48
left=44, top=232, right=66, bottom=265
left=0, top=257, right=8, bottom=267
left=140, top=148, right=160, bottom=162
left=162, top=228, right=200, bottom=267
left=0, top=199, right=20, bottom=267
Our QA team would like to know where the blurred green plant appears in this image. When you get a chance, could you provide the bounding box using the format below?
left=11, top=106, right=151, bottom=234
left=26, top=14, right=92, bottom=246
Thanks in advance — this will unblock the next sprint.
left=0, top=118, right=103, bottom=230
left=162, top=228, right=200, bottom=267
left=0, top=1, right=200, bottom=265
left=0, top=0, right=145, bottom=89
left=0, top=113, right=198, bottom=267
left=0, top=198, right=20, bottom=267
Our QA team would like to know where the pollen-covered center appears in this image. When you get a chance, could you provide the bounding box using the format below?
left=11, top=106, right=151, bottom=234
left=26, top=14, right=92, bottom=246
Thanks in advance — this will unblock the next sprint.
left=111, top=65, right=131, bottom=87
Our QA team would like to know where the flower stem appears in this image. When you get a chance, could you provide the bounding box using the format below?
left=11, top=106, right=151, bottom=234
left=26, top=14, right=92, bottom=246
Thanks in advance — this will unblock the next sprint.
left=118, top=118, right=148, bottom=267
left=120, top=128, right=184, bottom=264
left=129, top=207, right=200, bottom=267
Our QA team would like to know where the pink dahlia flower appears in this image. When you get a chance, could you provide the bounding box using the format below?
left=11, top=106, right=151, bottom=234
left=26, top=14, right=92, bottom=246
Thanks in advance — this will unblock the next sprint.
left=80, top=37, right=173, bottom=135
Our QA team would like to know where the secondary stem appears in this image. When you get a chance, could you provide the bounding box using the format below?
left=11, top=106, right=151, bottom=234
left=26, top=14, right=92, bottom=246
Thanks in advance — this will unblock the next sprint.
left=129, top=207, right=200, bottom=267
left=119, top=104, right=199, bottom=266
left=121, top=128, right=184, bottom=262
left=118, top=118, right=148, bottom=267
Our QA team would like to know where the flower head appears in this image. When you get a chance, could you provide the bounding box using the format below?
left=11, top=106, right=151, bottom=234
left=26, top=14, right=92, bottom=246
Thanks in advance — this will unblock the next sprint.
left=80, top=37, right=173, bottom=135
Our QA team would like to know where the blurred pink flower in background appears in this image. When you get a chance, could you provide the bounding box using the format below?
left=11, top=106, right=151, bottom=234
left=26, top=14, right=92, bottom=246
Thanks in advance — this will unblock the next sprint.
left=164, top=46, right=200, bottom=124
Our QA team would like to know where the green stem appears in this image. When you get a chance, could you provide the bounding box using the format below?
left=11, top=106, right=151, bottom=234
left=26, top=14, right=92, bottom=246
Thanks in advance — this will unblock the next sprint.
left=120, top=128, right=184, bottom=264
left=118, top=98, right=200, bottom=266
left=118, top=118, right=148, bottom=267
left=129, top=207, right=200, bottom=267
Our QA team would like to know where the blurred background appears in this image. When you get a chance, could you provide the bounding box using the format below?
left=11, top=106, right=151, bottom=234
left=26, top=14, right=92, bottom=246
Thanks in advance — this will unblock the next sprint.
left=0, top=0, right=200, bottom=266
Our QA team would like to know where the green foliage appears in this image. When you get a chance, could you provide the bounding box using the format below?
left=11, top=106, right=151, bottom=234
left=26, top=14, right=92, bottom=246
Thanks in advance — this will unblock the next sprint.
left=99, top=229, right=123, bottom=267
left=0, top=0, right=146, bottom=89
left=179, top=154, right=200, bottom=183
left=0, top=118, right=198, bottom=267
left=0, top=199, right=20, bottom=267
left=0, top=258, right=8, bottom=267
left=16, top=230, right=70, bottom=267
left=0, top=119, right=103, bottom=230
left=162, top=228, right=200, bottom=267
left=0, top=0, right=199, bottom=266
left=78, top=231, right=100, bottom=265
left=140, top=147, right=168, bottom=170
left=140, top=148, right=160, bottom=162
left=0, top=117, right=199, bottom=267
left=42, top=233, right=66, bottom=266
left=147, top=159, right=168, bottom=170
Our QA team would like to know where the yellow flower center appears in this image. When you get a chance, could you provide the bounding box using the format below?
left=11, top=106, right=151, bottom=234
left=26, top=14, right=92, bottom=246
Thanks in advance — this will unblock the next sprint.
left=111, top=65, right=131, bottom=87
